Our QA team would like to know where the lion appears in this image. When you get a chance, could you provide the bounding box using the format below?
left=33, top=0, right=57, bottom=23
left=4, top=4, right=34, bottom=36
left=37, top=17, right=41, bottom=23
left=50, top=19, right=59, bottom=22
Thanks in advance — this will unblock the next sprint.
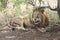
left=7, top=8, right=49, bottom=31
left=30, top=7, right=49, bottom=28
left=23, top=7, right=49, bottom=31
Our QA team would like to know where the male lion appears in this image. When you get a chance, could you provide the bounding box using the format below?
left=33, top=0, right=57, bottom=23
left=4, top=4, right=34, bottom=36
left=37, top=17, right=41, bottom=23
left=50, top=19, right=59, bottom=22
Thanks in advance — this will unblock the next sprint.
left=30, top=7, right=49, bottom=28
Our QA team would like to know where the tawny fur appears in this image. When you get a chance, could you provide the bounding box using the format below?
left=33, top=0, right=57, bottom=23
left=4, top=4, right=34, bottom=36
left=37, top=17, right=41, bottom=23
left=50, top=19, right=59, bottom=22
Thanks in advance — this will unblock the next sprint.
left=30, top=7, right=49, bottom=28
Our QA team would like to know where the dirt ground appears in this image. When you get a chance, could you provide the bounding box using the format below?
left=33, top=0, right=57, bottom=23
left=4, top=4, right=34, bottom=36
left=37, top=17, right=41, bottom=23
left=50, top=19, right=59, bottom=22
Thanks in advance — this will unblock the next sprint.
left=0, top=23, right=60, bottom=40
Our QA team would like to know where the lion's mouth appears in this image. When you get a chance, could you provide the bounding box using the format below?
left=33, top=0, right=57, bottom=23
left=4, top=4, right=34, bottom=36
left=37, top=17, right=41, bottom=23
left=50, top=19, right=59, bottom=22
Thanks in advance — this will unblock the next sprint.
left=34, top=20, right=40, bottom=24
left=33, top=19, right=41, bottom=25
